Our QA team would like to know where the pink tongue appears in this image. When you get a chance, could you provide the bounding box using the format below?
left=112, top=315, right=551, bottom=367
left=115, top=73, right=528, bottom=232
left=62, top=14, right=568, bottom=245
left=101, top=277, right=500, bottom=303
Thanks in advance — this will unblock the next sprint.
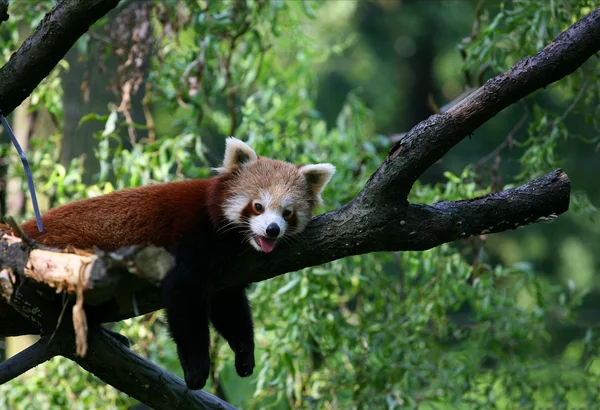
left=258, top=237, right=277, bottom=253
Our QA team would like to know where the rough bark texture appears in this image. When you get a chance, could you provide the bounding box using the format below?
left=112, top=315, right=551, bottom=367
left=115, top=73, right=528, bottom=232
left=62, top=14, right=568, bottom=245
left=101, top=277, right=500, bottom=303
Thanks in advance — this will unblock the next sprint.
left=65, top=329, right=237, bottom=410
left=0, top=0, right=121, bottom=116
left=0, top=233, right=172, bottom=332
left=360, top=7, right=600, bottom=201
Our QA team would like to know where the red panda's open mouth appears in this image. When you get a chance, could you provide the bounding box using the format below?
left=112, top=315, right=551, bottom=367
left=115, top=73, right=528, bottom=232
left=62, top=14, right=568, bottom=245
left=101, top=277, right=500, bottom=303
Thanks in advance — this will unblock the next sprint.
left=254, top=236, right=277, bottom=253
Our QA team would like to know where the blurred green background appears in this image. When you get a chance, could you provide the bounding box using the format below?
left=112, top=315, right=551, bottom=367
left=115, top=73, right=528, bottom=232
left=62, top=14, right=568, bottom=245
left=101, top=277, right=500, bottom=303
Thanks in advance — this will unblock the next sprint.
left=0, top=0, right=599, bottom=409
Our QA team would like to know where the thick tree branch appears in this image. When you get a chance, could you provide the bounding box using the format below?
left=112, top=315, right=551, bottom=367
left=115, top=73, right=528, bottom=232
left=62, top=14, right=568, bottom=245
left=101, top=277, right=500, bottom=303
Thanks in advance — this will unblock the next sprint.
left=0, top=328, right=235, bottom=409
left=217, top=169, right=570, bottom=287
left=0, top=0, right=121, bottom=116
left=360, top=7, right=600, bottom=201
left=0, top=234, right=172, bottom=335
left=64, top=328, right=237, bottom=410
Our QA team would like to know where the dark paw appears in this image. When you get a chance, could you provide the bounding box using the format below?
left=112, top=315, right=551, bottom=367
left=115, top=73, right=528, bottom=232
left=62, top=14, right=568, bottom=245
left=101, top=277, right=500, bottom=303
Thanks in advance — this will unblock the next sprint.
left=184, top=367, right=209, bottom=390
left=179, top=348, right=210, bottom=390
left=235, top=348, right=255, bottom=377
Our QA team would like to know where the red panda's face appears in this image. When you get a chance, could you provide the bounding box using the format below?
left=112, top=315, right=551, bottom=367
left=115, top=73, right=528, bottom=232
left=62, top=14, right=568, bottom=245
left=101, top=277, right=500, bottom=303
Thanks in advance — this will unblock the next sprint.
left=217, top=138, right=335, bottom=253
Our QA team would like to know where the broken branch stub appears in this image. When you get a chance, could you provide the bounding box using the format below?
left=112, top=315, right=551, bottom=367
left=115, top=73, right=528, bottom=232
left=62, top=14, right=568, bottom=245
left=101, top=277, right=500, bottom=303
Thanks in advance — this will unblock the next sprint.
left=0, top=232, right=174, bottom=338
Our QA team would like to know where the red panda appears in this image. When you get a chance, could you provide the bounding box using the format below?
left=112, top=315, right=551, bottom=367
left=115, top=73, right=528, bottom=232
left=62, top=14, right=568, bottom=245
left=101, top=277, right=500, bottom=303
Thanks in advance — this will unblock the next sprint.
left=14, top=137, right=335, bottom=390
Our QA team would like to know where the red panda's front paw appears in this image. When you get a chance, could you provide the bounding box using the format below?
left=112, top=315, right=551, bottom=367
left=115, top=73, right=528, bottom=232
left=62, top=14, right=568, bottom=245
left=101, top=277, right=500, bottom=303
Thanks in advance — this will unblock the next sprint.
left=234, top=348, right=255, bottom=377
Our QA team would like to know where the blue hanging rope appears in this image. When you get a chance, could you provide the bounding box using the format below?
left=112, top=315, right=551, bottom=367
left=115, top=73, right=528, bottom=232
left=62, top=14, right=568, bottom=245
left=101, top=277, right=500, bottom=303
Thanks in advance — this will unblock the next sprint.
left=0, top=109, right=43, bottom=232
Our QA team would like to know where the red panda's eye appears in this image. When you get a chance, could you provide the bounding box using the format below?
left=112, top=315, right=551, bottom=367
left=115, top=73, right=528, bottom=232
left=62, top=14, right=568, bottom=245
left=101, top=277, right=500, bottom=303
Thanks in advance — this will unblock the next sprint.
left=254, top=203, right=264, bottom=213
left=282, top=209, right=292, bottom=219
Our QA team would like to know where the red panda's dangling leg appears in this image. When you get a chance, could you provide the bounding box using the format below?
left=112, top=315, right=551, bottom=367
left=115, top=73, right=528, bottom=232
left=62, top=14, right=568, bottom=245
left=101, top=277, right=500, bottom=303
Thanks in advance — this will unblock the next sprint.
left=162, top=263, right=212, bottom=390
left=209, top=285, right=255, bottom=378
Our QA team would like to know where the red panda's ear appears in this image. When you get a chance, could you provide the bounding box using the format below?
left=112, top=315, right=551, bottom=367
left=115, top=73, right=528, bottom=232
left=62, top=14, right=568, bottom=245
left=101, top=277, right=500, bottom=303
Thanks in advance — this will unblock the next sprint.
left=218, top=137, right=258, bottom=173
left=299, top=163, right=336, bottom=203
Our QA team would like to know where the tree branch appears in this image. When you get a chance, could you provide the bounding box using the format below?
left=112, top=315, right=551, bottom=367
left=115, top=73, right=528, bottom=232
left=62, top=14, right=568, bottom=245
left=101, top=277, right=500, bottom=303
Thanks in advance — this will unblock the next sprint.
left=0, top=0, right=121, bottom=116
left=218, top=169, right=570, bottom=287
left=0, top=337, right=58, bottom=384
left=362, top=6, right=600, bottom=201
left=0, top=233, right=172, bottom=335
left=0, top=326, right=235, bottom=409
left=64, top=328, right=238, bottom=410
left=75, top=167, right=569, bottom=324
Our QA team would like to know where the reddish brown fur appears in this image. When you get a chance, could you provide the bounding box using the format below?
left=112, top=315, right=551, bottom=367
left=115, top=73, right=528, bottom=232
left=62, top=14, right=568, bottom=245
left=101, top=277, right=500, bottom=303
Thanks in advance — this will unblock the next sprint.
left=240, top=202, right=254, bottom=220
left=18, top=178, right=227, bottom=252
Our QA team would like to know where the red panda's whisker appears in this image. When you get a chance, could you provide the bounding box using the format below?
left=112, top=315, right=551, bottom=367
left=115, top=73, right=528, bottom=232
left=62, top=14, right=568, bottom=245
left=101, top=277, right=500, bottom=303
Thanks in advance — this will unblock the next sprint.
left=286, top=232, right=306, bottom=245
left=217, top=219, right=250, bottom=235
left=218, top=225, right=242, bottom=235
left=281, top=235, right=302, bottom=250
left=217, top=220, right=241, bottom=231
left=237, top=239, right=255, bottom=257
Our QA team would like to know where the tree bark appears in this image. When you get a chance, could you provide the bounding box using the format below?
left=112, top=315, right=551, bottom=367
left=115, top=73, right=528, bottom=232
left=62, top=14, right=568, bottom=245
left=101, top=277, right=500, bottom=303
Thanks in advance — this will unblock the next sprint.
left=0, top=330, right=236, bottom=409
left=0, top=0, right=121, bottom=116
left=66, top=328, right=238, bottom=410
left=0, top=337, right=58, bottom=384
left=0, top=232, right=173, bottom=334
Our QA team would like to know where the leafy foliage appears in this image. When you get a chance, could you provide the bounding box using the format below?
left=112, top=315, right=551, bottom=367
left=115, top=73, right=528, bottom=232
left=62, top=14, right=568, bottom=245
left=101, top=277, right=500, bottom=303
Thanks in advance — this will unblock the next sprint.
left=1, top=1, right=599, bottom=409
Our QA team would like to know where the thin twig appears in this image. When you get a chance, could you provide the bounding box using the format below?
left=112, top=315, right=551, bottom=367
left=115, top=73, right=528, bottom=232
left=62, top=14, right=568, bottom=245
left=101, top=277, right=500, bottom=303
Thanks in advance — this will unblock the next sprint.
left=141, top=81, right=156, bottom=142
left=474, top=100, right=529, bottom=169
left=47, top=293, right=70, bottom=345
left=4, top=215, right=36, bottom=248
left=556, top=67, right=592, bottom=123
left=459, top=0, right=486, bottom=88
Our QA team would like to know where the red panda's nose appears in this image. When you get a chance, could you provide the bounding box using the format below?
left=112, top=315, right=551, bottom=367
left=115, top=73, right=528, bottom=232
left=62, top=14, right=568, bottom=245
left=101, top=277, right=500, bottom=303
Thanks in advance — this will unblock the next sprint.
left=266, top=223, right=280, bottom=238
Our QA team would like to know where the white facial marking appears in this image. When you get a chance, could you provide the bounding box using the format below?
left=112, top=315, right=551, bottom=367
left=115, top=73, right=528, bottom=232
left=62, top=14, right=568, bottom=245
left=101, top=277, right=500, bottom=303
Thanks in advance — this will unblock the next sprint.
left=249, top=239, right=262, bottom=251
left=222, top=194, right=249, bottom=224
left=259, top=190, right=272, bottom=208
left=250, top=209, right=287, bottom=239
left=281, top=197, right=293, bottom=208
